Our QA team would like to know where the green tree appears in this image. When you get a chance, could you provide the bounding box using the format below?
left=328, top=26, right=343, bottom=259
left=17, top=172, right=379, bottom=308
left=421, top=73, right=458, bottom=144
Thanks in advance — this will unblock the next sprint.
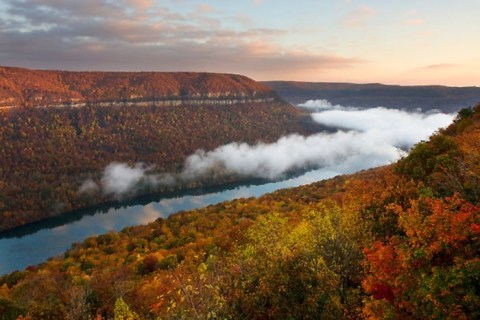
left=224, top=203, right=366, bottom=319
left=114, top=297, right=139, bottom=320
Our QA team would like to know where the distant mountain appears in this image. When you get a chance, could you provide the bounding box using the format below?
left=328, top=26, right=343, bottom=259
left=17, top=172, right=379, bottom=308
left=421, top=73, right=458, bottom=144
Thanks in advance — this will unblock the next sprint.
left=0, top=67, right=321, bottom=231
left=263, top=81, right=480, bottom=112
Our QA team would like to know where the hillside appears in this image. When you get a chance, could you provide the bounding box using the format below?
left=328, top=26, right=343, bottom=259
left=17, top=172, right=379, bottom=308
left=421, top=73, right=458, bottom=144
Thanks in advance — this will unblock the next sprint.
left=263, top=81, right=480, bottom=112
left=0, top=67, right=321, bottom=231
left=1, top=105, right=479, bottom=319
left=0, top=67, right=274, bottom=109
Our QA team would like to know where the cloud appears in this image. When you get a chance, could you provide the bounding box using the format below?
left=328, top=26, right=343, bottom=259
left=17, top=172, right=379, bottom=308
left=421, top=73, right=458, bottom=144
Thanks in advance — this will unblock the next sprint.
left=405, top=18, right=424, bottom=26
left=79, top=163, right=174, bottom=199
left=403, top=9, right=425, bottom=26
left=78, top=103, right=454, bottom=199
left=181, top=131, right=401, bottom=180
left=343, top=5, right=376, bottom=27
left=419, top=63, right=458, bottom=70
left=78, top=179, right=99, bottom=195
left=78, top=101, right=455, bottom=198
left=0, top=0, right=361, bottom=78
left=309, top=105, right=454, bottom=148
left=128, top=0, right=154, bottom=11
left=181, top=103, right=454, bottom=180
left=196, top=3, right=215, bottom=14
left=101, top=163, right=151, bottom=197
left=298, top=99, right=356, bottom=111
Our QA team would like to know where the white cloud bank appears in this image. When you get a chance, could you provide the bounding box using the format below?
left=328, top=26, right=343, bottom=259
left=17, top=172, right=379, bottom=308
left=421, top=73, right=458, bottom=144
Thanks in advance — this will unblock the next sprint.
left=182, top=131, right=399, bottom=180
left=309, top=104, right=454, bottom=148
left=79, top=102, right=455, bottom=198
left=101, top=163, right=151, bottom=197
left=79, top=163, right=174, bottom=199
left=182, top=102, right=454, bottom=179
left=298, top=99, right=354, bottom=111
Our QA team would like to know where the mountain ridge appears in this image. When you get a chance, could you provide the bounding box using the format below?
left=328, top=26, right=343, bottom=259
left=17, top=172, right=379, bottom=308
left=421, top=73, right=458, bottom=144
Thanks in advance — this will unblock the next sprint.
left=263, top=80, right=480, bottom=112
left=0, top=66, right=276, bottom=109
left=0, top=67, right=321, bottom=232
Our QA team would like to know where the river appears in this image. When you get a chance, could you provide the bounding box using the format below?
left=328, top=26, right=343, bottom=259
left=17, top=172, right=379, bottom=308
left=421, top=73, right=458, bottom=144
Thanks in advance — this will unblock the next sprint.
left=0, top=106, right=455, bottom=275
left=0, top=167, right=342, bottom=275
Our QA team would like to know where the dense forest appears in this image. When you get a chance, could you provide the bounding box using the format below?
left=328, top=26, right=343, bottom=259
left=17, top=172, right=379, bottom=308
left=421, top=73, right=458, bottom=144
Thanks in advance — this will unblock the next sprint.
left=1, top=104, right=478, bottom=319
left=264, top=81, right=480, bottom=112
left=0, top=67, right=329, bottom=231
left=0, top=100, right=319, bottom=231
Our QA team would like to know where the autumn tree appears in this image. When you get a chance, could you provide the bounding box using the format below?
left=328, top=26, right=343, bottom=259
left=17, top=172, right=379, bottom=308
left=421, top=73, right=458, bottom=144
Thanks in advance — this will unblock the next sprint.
left=362, top=195, right=480, bottom=319
left=114, top=297, right=140, bottom=320
left=221, top=202, right=366, bottom=319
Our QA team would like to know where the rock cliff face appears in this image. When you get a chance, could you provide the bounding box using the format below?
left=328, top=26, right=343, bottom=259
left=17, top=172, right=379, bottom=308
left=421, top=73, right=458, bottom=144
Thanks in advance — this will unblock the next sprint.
left=0, top=66, right=277, bottom=108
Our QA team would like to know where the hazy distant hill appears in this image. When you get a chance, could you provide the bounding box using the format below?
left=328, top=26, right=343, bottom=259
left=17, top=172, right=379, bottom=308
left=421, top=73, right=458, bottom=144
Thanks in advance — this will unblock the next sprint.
left=263, top=81, right=480, bottom=112
left=0, top=67, right=320, bottom=231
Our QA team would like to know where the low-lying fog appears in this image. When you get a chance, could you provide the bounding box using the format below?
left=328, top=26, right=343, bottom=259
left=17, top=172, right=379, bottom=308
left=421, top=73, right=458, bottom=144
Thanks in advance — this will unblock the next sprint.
left=80, top=100, right=455, bottom=198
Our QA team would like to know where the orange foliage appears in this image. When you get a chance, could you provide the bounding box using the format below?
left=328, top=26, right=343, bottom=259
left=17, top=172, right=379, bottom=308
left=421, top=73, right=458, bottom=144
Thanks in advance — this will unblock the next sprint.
left=0, top=66, right=275, bottom=108
left=1, top=100, right=480, bottom=318
left=363, top=195, right=480, bottom=319
left=0, top=98, right=313, bottom=231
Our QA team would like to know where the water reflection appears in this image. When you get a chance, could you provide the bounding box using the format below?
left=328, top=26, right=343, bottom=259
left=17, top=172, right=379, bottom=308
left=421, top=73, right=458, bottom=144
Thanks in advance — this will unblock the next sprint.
left=0, top=168, right=340, bottom=275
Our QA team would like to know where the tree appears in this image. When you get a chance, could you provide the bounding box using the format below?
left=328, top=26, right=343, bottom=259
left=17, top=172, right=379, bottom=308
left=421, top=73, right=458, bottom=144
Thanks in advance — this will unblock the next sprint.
left=222, top=203, right=366, bottom=319
left=363, top=195, right=480, bottom=319
left=114, top=297, right=139, bottom=320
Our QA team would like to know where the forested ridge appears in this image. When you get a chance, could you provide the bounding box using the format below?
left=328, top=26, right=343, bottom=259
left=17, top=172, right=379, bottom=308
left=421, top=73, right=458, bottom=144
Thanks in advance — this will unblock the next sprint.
left=0, top=100, right=317, bottom=231
left=0, top=67, right=327, bottom=231
left=0, top=67, right=274, bottom=108
left=1, top=105, right=479, bottom=319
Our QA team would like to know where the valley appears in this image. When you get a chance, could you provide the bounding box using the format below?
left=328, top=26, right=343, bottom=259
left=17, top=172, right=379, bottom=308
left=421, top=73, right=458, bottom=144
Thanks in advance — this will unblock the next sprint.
left=2, top=1, right=479, bottom=319
left=0, top=103, right=479, bottom=319
left=0, top=67, right=321, bottom=231
left=0, top=66, right=479, bottom=319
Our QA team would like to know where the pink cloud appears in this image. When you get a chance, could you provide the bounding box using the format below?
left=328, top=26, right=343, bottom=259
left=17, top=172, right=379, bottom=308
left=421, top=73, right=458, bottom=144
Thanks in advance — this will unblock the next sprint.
left=403, top=9, right=425, bottom=26
left=343, top=5, right=376, bottom=27
left=0, top=0, right=363, bottom=81
left=419, top=63, right=458, bottom=70
left=127, top=0, right=154, bottom=11
left=405, top=18, right=424, bottom=26
left=196, top=3, right=215, bottom=13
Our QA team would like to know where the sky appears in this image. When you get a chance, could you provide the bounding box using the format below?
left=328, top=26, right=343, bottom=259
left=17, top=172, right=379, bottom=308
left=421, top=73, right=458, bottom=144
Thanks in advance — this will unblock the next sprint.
left=0, top=0, right=479, bottom=86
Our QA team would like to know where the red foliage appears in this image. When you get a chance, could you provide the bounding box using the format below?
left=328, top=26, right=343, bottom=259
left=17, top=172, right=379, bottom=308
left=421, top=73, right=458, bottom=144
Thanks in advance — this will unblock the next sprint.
left=371, top=283, right=394, bottom=302
left=363, top=195, right=480, bottom=318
